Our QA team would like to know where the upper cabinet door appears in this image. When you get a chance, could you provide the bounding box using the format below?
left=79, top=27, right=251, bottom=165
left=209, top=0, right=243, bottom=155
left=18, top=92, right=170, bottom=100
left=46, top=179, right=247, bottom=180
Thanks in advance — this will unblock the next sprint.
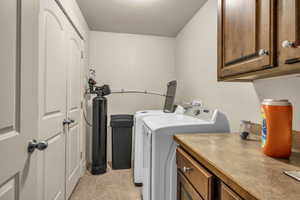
left=278, top=0, right=300, bottom=65
left=218, top=0, right=275, bottom=78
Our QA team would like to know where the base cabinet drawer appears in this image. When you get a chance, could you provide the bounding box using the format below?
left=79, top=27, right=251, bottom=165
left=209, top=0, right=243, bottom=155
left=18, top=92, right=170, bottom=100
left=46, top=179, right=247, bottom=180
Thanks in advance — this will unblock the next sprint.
left=177, top=171, right=204, bottom=200
left=176, top=148, right=213, bottom=200
left=221, top=183, right=243, bottom=200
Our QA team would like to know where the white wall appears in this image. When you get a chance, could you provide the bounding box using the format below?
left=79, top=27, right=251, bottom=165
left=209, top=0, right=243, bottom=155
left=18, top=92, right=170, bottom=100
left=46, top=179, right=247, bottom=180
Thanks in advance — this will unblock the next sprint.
left=88, top=31, right=176, bottom=161
left=253, top=76, right=300, bottom=130
left=175, top=0, right=300, bottom=131
left=89, top=31, right=176, bottom=114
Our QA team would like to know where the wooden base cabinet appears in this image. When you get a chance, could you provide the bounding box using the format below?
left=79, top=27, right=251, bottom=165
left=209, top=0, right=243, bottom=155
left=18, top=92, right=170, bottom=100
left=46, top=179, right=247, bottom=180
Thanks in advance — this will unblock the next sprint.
left=218, top=0, right=300, bottom=81
left=177, top=172, right=204, bottom=200
left=176, top=148, right=213, bottom=200
left=220, top=183, right=242, bottom=200
left=177, top=148, right=244, bottom=200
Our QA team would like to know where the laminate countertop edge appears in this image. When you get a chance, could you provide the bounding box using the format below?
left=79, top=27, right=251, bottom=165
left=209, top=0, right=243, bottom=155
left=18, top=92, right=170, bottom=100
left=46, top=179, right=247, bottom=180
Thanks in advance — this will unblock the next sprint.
left=174, top=134, right=259, bottom=200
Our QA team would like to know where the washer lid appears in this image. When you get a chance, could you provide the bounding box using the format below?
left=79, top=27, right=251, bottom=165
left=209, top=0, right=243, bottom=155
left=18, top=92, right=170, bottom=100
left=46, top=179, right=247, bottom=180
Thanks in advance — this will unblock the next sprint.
left=135, top=110, right=163, bottom=114
left=135, top=110, right=176, bottom=119
left=143, top=114, right=212, bottom=130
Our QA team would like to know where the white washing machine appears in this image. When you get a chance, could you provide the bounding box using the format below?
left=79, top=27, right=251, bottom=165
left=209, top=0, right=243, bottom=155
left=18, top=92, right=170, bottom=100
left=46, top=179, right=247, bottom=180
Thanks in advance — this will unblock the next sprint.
left=142, top=109, right=230, bottom=200
left=133, top=110, right=175, bottom=186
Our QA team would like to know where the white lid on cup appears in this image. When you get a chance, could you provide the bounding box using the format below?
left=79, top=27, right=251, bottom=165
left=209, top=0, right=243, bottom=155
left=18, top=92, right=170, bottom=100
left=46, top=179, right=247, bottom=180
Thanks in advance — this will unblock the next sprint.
left=262, top=99, right=291, bottom=106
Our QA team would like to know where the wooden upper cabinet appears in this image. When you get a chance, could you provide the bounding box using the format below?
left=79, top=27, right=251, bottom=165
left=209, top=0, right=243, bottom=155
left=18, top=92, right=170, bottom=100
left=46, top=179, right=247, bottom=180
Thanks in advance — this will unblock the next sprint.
left=218, top=0, right=275, bottom=79
left=278, top=0, right=300, bottom=65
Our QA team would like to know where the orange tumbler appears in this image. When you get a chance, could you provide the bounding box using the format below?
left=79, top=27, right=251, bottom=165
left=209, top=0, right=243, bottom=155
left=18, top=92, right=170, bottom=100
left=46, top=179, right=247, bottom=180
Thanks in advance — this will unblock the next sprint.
left=261, top=99, right=293, bottom=158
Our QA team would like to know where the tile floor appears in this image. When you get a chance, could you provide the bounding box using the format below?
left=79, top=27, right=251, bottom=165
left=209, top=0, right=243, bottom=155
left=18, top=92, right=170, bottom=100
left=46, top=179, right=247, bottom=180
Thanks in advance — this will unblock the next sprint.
left=70, top=168, right=141, bottom=200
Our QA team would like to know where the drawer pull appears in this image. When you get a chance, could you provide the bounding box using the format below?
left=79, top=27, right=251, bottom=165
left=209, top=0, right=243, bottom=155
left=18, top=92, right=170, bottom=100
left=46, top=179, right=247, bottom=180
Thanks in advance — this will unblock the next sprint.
left=183, top=166, right=193, bottom=173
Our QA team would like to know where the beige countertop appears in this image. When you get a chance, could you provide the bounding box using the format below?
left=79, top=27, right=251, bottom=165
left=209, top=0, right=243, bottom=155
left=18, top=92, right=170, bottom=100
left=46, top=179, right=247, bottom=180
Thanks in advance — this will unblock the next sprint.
left=174, top=133, right=300, bottom=200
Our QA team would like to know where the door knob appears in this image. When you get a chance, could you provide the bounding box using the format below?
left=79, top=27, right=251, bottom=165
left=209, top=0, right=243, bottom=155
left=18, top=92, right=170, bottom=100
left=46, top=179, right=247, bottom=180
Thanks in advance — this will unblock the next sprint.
left=63, top=119, right=75, bottom=125
left=282, top=40, right=296, bottom=48
left=28, top=140, right=48, bottom=153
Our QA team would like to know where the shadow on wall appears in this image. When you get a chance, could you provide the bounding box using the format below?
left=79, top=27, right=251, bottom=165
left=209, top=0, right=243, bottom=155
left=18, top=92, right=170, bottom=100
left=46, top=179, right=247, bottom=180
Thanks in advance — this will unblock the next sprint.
left=253, top=75, right=300, bottom=130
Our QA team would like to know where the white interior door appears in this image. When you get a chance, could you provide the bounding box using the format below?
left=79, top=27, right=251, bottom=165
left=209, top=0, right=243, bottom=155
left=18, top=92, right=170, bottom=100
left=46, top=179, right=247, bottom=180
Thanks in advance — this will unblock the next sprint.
left=0, top=0, right=38, bottom=200
left=65, top=24, right=83, bottom=199
left=38, top=0, right=68, bottom=200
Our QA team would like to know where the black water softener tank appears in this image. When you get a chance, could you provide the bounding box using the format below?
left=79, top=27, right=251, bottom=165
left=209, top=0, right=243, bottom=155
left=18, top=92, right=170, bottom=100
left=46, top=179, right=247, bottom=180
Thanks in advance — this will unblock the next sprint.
left=91, top=95, right=107, bottom=175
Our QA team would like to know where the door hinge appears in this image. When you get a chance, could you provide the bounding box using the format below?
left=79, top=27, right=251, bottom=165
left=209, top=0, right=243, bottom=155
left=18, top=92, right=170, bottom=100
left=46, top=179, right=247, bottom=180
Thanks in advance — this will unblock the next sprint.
left=80, top=152, right=83, bottom=159
left=81, top=101, right=83, bottom=109
left=81, top=51, right=84, bottom=59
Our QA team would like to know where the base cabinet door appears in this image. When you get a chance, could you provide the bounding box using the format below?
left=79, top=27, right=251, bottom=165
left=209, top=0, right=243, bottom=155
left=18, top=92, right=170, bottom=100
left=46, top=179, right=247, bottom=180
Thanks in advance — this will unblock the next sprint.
left=177, top=172, right=204, bottom=200
left=218, top=0, right=275, bottom=78
left=220, top=183, right=242, bottom=200
left=278, top=0, right=300, bottom=66
left=176, top=148, right=213, bottom=200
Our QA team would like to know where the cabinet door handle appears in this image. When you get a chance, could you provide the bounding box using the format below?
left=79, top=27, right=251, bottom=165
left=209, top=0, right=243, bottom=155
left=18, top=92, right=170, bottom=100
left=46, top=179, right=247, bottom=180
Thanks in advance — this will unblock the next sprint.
left=282, top=40, right=297, bottom=48
left=225, top=49, right=269, bottom=66
left=183, top=166, right=193, bottom=173
left=258, top=49, right=269, bottom=56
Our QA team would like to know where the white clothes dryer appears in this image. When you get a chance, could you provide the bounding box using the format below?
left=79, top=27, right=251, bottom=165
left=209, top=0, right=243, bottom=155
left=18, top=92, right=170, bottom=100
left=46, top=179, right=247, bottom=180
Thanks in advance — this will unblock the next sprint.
left=142, top=109, right=230, bottom=200
left=133, top=110, right=175, bottom=185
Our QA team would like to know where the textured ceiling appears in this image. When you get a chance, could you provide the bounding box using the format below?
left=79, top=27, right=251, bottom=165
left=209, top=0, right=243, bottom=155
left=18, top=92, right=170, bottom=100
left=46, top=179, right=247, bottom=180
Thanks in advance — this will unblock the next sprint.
left=76, top=0, right=207, bottom=37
